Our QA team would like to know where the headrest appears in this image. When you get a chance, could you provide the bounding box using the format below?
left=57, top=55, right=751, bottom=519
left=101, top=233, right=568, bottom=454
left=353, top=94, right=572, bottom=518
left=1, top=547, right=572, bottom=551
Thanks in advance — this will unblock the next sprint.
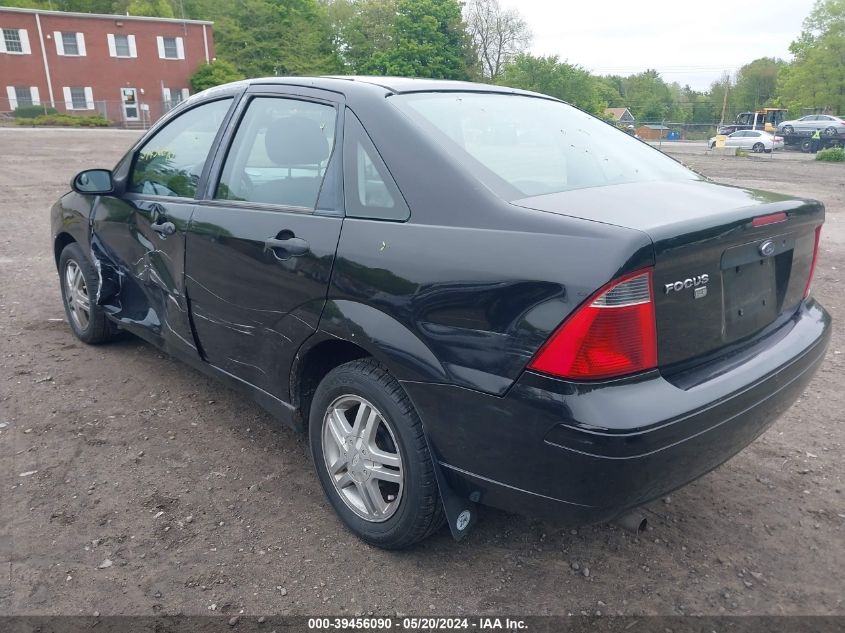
left=264, top=116, right=330, bottom=167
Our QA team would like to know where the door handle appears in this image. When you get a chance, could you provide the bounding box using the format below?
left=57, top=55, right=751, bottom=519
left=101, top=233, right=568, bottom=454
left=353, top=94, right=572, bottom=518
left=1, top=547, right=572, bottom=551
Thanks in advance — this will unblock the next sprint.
left=264, top=234, right=310, bottom=259
left=152, top=220, right=176, bottom=236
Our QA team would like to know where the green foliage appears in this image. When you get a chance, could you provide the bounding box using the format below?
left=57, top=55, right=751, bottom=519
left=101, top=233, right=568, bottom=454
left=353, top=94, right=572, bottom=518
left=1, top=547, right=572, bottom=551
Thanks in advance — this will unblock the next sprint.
left=190, top=60, right=245, bottom=92
left=15, top=113, right=110, bottom=127
left=13, top=104, right=58, bottom=118
left=358, top=0, right=473, bottom=79
left=622, top=70, right=682, bottom=122
left=815, top=146, right=845, bottom=161
left=214, top=0, right=340, bottom=77
left=780, top=0, right=845, bottom=116
left=733, top=58, right=785, bottom=112
left=330, top=0, right=399, bottom=73
left=498, top=54, right=603, bottom=114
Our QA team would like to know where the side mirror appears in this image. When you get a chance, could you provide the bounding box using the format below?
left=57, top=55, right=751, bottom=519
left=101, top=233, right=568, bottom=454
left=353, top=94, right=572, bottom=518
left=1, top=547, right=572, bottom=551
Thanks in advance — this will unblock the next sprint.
left=72, top=169, right=114, bottom=195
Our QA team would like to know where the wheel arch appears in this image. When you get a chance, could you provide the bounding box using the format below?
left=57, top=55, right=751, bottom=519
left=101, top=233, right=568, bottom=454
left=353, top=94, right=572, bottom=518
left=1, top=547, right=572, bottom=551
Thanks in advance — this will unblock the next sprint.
left=291, top=299, right=449, bottom=429
left=54, top=232, right=77, bottom=269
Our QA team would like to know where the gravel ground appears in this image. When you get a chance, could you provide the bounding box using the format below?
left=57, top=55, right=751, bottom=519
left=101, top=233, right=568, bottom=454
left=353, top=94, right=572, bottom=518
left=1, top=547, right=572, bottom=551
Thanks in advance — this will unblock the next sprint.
left=0, top=128, right=843, bottom=617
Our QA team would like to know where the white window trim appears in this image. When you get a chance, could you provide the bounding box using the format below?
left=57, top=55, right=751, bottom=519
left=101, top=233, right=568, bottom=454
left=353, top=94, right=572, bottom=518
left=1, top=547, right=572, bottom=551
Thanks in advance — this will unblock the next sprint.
left=63, top=86, right=94, bottom=110
left=157, top=35, right=184, bottom=60
left=5, top=85, right=39, bottom=110
left=55, top=31, right=86, bottom=56
left=181, top=88, right=190, bottom=100
left=1, top=28, right=31, bottom=55
left=108, top=33, right=137, bottom=58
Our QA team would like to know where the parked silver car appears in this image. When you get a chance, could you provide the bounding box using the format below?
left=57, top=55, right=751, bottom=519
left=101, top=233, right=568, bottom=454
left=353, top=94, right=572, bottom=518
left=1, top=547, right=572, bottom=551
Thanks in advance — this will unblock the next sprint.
left=778, top=114, right=845, bottom=137
left=709, top=130, right=783, bottom=152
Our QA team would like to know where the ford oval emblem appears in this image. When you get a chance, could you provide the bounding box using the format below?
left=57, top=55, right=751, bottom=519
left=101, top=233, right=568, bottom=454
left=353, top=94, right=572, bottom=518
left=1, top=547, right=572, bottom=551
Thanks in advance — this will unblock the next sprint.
left=759, top=240, right=776, bottom=257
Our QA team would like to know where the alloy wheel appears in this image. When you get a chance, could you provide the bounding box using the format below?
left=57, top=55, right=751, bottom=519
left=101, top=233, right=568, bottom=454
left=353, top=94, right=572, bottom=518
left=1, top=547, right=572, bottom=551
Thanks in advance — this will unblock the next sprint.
left=321, top=395, right=403, bottom=522
left=64, top=260, right=91, bottom=331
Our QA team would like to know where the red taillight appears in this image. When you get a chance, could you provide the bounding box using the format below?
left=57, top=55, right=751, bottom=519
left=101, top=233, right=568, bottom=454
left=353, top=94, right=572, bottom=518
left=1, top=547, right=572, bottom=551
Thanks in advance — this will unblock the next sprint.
left=528, top=269, right=658, bottom=381
left=803, top=226, right=822, bottom=299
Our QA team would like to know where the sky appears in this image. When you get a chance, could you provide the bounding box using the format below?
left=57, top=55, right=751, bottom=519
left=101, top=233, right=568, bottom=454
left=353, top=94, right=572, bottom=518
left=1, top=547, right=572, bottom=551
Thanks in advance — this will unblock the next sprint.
left=498, top=0, right=817, bottom=91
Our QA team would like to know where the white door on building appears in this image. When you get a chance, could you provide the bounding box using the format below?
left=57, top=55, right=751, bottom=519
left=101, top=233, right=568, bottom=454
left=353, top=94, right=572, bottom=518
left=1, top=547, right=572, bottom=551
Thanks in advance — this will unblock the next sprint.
left=121, top=88, right=139, bottom=121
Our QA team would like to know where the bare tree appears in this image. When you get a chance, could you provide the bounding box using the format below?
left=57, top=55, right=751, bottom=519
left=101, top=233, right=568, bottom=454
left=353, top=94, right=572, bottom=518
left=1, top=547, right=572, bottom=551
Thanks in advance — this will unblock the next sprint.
left=465, top=0, right=532, bottom=80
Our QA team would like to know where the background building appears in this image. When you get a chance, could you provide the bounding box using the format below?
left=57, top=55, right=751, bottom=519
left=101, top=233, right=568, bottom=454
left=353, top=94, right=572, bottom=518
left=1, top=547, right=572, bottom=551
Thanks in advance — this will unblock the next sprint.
left=0, top=6, right=213, bottom=125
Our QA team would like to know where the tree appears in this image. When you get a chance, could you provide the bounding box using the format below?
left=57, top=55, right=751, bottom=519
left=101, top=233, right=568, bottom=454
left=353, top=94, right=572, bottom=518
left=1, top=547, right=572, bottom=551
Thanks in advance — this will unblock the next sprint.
left=733, top=58, right=784, bottom=112
left=464, top=0, right=531, bottom=80
left=622, top=70, right=681, bottom=122
left=360, top=0, right=473, bottom=79
left=498, top=54, right=603, bottom=114
left=190, top=60, right=245, bottom=92
left=779, top=0, right=845, bottom=115
left=213, top=0, right=339, bottom=77
left=709, top=73, right=734, bottom=123
left=328, top=0, right=399, bottom=73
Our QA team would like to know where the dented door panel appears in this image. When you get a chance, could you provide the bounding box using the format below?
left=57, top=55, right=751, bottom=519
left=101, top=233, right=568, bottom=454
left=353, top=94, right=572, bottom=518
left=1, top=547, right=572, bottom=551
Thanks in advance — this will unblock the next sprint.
left=90, top=194, right=198, bottom=357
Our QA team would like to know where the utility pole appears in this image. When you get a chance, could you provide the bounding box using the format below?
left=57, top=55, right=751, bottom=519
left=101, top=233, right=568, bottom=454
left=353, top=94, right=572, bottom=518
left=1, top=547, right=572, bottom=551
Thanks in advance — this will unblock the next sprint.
left=720, top=76, right=729, bottom=127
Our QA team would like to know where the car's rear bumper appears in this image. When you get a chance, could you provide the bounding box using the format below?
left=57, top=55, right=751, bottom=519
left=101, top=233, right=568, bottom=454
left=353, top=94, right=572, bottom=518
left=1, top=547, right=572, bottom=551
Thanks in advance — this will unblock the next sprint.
left=403, top=299, right=831, bottom=524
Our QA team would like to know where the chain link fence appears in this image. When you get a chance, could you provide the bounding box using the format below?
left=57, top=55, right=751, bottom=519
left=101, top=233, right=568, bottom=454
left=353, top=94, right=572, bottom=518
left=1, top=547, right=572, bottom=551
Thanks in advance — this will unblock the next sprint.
left=1, top=95, right=184, bottom=128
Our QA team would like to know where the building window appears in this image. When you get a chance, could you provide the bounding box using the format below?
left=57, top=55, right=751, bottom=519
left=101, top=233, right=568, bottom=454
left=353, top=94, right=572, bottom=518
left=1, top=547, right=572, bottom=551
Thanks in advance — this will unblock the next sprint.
left=1, top=28, right=31, bottom=54
left=163, top=88, right=190, bottom=112
left=108, top=33, right=136, bottom=58
left=3, top=28, right=21, bottom=52
left=157, top=36, right=184, bottom=60
left=5, top=86, right=40, bottom=110
left=15, top=86, right=33, bottom=107
left=63, top=86, right=93, bottom=110
left=62, top=32, right=79, bottom=54
left=114, top=34, right=130, bottom=56
left=55, top=31, right=86, bottom=56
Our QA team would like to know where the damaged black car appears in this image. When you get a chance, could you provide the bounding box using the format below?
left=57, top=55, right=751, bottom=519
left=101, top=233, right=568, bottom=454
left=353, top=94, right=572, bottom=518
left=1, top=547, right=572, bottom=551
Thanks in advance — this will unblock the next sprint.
left=51, top=77, right=831, bottom=549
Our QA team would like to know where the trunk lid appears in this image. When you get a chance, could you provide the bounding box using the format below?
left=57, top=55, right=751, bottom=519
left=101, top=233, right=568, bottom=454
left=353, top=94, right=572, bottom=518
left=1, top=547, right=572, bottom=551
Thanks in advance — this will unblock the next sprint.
left=513, top=179, right=824, bottom=369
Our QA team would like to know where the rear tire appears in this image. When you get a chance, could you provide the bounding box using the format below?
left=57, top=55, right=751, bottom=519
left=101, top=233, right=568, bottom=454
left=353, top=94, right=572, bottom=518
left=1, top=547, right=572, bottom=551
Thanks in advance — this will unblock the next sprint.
left=308, top=358, right=445, bottom=549
left=752, top=142, right=765, bottom=153
left=58, top=243, right=118, bottom=345
left=823, top=126, right=837, bottom=137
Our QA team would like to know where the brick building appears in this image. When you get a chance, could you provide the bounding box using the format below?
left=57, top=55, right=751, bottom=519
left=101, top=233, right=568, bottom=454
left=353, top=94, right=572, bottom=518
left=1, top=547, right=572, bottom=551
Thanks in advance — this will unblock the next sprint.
left=0, top=6, right=214, bottom=125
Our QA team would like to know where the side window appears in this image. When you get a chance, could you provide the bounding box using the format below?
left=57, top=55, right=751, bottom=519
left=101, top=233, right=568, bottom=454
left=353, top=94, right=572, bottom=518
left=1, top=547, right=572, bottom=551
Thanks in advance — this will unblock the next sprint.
left=129, top=98, right=232, bottom=198
left=343, top=109, right=410, bottom=221
left=215, top=96, right=337, bottom=209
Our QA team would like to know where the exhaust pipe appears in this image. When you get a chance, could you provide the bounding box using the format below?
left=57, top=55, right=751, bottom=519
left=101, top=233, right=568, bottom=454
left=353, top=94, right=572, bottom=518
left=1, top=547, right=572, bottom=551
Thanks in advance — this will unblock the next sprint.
left=613, top=511, right=648, bottom=535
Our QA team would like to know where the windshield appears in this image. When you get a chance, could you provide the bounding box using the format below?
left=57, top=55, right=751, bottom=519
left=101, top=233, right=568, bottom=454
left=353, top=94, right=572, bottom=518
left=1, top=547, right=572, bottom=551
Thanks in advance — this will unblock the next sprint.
left=391, top=92, right=697, bottom=200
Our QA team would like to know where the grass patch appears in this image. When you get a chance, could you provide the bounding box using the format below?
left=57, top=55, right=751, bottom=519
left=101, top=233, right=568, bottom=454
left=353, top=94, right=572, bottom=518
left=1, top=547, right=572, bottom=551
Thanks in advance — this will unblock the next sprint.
left=815, top=147, right=845, bottom=162
left=15, top=113, right=110, bottom=127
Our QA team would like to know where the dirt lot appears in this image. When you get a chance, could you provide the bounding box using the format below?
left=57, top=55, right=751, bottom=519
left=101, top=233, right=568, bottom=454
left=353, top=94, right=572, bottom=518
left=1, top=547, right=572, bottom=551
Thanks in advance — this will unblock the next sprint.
left=1, top=129, right=843, bottom=617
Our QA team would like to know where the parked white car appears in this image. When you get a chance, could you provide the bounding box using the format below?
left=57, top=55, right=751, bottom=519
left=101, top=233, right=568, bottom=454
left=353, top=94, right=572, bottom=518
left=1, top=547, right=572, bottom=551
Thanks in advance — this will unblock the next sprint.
left=709, top=130, right=784, bottom=153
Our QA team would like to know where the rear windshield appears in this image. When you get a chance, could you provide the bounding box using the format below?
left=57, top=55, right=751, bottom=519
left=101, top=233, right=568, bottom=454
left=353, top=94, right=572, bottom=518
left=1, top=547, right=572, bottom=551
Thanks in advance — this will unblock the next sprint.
left=391, top=92, right=697, bottom=200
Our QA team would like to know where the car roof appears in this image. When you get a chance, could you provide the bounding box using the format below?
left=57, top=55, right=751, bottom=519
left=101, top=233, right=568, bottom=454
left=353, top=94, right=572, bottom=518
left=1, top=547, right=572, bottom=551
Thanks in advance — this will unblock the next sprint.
left=245, top=75, right=551, bottom=98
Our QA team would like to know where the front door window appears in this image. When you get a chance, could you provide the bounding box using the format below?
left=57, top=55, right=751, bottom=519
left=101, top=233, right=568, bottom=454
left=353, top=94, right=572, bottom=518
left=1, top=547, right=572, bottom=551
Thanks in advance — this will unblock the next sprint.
left=129, top=98, right=232, bottom=198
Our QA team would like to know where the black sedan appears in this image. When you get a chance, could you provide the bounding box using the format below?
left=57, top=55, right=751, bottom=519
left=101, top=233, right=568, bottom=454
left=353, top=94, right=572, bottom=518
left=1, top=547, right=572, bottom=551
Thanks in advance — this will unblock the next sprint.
left=51, top=77, right=831, bottom=549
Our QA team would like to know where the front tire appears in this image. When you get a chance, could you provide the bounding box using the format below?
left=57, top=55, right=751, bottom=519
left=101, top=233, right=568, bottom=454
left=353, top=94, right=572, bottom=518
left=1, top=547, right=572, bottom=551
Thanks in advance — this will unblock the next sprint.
left=782, top=125, right=794, bottom=135
left=58, top=243, right=118, bottom=344
left=309, top=359, right=444, bottom=549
